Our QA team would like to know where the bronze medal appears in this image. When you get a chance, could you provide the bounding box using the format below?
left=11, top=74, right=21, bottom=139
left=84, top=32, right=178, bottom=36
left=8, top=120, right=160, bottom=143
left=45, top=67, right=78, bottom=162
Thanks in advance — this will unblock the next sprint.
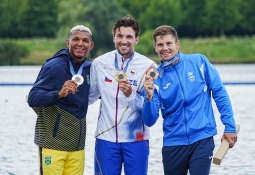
left=148, top=68, right=159, bottom=80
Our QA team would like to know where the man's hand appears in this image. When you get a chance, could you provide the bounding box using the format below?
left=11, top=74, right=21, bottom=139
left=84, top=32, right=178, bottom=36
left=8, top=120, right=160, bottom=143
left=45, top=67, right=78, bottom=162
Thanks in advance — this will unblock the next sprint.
left=118, top=79, right=132, bottom=97
left=58, top=80, right=79, bottom=98
left=144, top=74, right=154, bottom=101
left=221, top=132, right=237, bottom=148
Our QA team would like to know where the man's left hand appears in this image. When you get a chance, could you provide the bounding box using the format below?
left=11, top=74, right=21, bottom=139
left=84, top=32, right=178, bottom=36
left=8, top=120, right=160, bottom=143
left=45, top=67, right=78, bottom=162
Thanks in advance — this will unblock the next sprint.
left=221, top=132, right=237, bottom=148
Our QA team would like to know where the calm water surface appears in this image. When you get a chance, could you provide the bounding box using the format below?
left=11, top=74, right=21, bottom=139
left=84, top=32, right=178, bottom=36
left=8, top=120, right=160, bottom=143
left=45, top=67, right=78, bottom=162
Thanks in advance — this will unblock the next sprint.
left=0, top=65, right=255, bottom=175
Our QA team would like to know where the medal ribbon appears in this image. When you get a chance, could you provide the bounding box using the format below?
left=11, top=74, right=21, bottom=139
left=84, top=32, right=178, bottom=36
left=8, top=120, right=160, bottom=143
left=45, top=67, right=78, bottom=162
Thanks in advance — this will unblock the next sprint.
left=158, top=52, right=180, bottom=77
left=114, top=52, right=134, bottom=72
left=69, top=60, right=87, bottom=76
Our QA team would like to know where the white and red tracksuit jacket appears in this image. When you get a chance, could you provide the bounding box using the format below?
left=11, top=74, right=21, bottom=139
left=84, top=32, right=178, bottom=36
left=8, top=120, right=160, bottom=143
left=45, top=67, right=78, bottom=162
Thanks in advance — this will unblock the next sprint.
left=89, top=50, right=156, bottom=143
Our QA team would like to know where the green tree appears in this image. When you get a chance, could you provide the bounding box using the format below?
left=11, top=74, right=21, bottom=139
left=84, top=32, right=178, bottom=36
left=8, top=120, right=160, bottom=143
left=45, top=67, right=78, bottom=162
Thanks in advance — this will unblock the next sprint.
left=0, top=0, right=27, bottom=37
left=18, top=0, right=59, bottom=37
left=239, top=0, right=255, bottom=34
left=116, top=0, right=148, bottom=21
left=57, top=0, right=84, bottom=39
left=138, top=0, right=182, bottom=32
left=204, top=0, right=242, bottom=36
left=135, top=29, right=155, bottom=56
left=179, top=0, right=207, bottom=37
left=0, top=0, right=58, bottom=38
left=0, top=40, right=28, bottom=65
left=57, top=0, right=127, bottom=57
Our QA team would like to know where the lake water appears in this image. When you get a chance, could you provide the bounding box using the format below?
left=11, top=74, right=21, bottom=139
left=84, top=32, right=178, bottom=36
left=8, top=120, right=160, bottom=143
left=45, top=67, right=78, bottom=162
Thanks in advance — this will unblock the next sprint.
left=0, top=64, right=255, bottom=175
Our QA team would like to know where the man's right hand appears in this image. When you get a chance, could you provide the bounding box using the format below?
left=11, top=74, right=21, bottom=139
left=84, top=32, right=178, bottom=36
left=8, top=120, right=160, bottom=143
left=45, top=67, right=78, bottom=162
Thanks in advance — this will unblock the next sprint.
left=58, top=80, right=78, bottom=98
left=144, top=74, right=154, bottom=101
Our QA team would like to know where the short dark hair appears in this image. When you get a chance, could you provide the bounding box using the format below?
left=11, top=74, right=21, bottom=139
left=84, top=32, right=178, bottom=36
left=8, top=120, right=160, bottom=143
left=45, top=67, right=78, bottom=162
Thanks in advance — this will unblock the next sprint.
left=152, top=25, right=178, bottom=43
left=112, top=15, right=140, bottom=38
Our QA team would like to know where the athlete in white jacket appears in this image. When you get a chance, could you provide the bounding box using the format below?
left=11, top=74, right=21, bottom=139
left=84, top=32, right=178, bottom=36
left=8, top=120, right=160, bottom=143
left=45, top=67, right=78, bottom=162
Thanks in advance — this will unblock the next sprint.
left=89, top=16, right=156, bottom=175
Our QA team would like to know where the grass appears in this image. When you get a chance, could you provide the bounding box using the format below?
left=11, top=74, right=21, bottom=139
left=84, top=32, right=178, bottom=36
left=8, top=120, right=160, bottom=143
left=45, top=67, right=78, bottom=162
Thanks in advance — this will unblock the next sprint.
left=179, top=36, right=255, bottom=64
left=13, top=38, right=65, bottom=65
left=9, top=36, right=255, bottom=65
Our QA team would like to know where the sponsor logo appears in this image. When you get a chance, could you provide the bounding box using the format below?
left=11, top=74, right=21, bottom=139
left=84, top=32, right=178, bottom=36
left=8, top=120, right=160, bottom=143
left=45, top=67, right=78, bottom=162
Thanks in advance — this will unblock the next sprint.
left=163, top=83, right=171, bottom=89
left=103, top=66, right=115, bottom=70
left=35, top=79, right=43, bottom=86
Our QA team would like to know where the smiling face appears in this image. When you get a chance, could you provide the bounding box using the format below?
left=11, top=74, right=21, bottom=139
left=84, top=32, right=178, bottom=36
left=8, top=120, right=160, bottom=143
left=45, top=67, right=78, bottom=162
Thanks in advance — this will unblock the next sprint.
left=66, top=30, right=94, bottom=63
left=154, top=34, right=180, bottom=62
left=113, top=26, right=138, bottom=59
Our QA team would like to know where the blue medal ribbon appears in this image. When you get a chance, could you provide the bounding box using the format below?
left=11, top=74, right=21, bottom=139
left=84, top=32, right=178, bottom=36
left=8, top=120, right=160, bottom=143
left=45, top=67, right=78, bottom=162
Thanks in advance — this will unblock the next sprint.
left=158, top=52, right=180, bottom=77
left=114, top=52, right=134, bottom=72
left=69, top=60, right=87, bottom=76
left=69, top=60, right=89, bottom=85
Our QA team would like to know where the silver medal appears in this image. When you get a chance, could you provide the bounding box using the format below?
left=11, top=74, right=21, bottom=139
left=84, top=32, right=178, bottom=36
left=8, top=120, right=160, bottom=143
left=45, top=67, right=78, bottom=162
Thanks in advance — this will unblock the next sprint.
left=72, top=75, right=84, bottom=85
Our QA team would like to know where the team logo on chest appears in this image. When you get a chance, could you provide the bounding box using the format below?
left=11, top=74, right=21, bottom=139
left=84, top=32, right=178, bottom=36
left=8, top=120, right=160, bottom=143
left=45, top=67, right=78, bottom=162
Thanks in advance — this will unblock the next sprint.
left=45, top=156, right=52, bottom=165
left=188, top=72, right=195, bottom=81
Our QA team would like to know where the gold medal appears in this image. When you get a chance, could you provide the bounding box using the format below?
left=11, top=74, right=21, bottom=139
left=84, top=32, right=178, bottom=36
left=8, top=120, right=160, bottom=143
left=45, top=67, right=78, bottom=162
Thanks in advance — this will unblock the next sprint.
left=148, top=68, right=159, bottom=80
left=115, top=71, right=127, bottom=82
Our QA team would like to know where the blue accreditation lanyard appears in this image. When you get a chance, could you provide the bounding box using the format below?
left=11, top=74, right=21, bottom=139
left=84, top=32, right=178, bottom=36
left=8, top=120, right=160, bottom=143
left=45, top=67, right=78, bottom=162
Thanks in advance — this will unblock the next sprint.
left=158, top=52, right=180, bottom=77
left=114, top=52, right=134, bottom=72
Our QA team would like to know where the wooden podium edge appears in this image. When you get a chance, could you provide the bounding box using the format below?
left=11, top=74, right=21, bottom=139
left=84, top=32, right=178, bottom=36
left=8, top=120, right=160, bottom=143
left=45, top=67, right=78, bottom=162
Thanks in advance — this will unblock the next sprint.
left=213, top=124, right=240, bottom=165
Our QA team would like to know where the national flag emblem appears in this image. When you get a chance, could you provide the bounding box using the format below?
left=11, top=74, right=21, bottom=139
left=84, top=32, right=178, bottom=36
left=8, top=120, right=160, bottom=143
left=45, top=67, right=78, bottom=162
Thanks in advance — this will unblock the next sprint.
left=130, top=69, right=137, bottom=76
left=45, top=156, right=52, bottom=165
left=104, top=77, right=112, bottom=82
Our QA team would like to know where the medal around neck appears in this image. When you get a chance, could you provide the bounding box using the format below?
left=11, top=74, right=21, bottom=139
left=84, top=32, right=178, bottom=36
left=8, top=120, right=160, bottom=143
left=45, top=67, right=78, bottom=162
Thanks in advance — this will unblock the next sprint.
left=72, top=74, right=84, bottom=85
left=148, top=68, right=159, bottom=80
left=115, top=71, right=127, bottom=82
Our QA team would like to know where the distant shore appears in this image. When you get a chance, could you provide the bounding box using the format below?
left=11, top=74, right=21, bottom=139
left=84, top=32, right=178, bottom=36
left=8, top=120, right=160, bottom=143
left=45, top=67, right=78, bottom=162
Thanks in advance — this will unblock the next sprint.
left=8, top=36, right=255, bottom=65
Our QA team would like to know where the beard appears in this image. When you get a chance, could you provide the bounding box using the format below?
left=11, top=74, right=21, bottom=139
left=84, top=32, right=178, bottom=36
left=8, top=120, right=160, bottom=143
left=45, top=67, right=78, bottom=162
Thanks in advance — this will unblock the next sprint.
left=117, top=47, right=133, bottom=58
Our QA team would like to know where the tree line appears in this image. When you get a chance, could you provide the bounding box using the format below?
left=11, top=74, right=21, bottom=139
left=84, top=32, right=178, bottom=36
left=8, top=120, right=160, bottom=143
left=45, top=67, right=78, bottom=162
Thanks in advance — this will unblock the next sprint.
left=0, top=0, right=254, bottom=57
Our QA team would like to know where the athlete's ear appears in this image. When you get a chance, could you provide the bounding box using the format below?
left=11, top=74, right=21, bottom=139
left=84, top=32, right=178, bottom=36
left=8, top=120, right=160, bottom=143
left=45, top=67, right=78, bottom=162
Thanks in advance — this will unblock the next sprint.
left=112, top=36, right=115, bottom=44
left=90, top=42, right=95, bottom=51
left=154, top=43, right=157, bottom=53
left=135, top=36, right=139, bottom=45
left=176, top=40, right=180, bottom=50
left=66, top=39, right=70, bottom=47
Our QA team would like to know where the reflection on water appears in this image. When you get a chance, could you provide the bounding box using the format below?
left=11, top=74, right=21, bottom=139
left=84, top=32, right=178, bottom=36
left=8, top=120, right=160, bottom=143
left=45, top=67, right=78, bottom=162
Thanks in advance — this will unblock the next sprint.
left=0, top=65, right=255, bottom=175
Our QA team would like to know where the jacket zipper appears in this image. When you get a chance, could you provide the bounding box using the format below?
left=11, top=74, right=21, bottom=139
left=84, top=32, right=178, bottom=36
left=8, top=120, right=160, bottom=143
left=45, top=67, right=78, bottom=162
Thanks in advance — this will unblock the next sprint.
left=173, top=65, right=190, bottom=144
